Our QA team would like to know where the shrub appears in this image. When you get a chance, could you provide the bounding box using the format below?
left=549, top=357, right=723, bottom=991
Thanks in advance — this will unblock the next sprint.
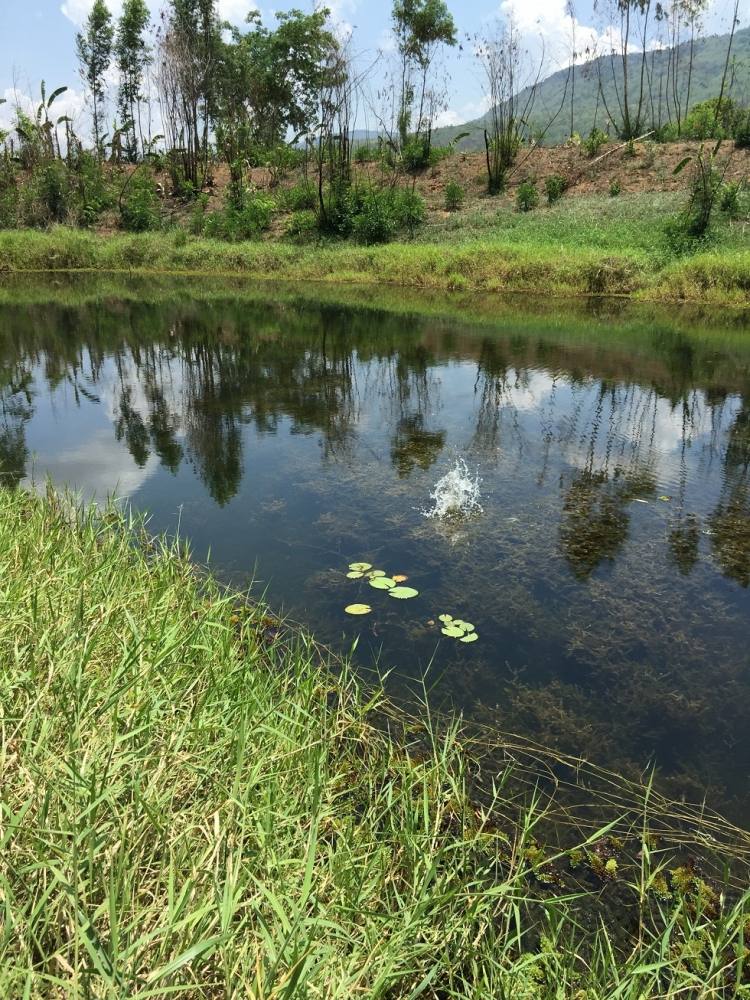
left=544, top=174, right=567, bottom=205
left=120, top=168, right=159, bottom=232
left=583, top=127, right=608, bottom=158
left=719, top=181, right=744, bottom=219
left=735, top=110, right=750, bottom=149
left=203, top=193, right=274, bottom=241
left=683, top=97, right=739, bottom=141
left=354, top=142, right=377, bottom=164
left=38, top=160, right=71, bottom=224
left=392, top=188, right=426, bottom=236
left=189, top=193, right=210, bottom=235
left=516, top=179, right=539, bottom=212
left=609, top=178, right=622, bottom=197
left=352, top=189, right=396, bottom=244
left=444, top=180, right=464, bottom=211
left=280, top=182, right=317, bottom=212
left=286, top=209, right=318, bottom=242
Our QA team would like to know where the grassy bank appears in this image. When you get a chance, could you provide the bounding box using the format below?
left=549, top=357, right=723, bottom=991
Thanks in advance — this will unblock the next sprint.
left=1, top=224, right=748, bottom=304
left=2, top=487, right=750, bottom=997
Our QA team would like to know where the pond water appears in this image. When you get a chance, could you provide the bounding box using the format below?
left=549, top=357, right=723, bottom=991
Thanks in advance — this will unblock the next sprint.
left=2, top=277, right=750, bottom=823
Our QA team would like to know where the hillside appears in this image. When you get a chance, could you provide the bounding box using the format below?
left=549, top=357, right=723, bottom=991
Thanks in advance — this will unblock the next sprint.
left=433, top=25, right=750, bottom=149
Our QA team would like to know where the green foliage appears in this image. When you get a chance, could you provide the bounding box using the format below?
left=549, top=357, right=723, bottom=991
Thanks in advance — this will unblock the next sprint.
left=609, top=178, right=622, bottom=197
left=38, top=160, right=71, bottom=224
left=354, top=142, right=377, bottom=164
left=544, top=174, right=567, bottom=206
left=352, top=188, right=397, bottom=244
left=280, top=181, right=317, bottom=211
left=115, top=0, right=150, bottom=162
left=76, top=0, right=114, bottom=149
left=683, top=97, right=740, bottom=141
left=70, top=150, right=112, bottom=225
left=203, top=192, right=275, bottom=241
left=392, top=187, right=426, bottom=235
left=444, top=180, right=465, bottom=211
left=516, top=179, right=539, bottom=212
left=734, top=109, right=750, bottom=149
left=189, top=193, right=210, bottom=235
left=120, top=168, right=159, bottom=232
left=718, top=181, right=747, bottom=219
left=286, top=208, right=318, bottom=242
left=582, top=128, right=608, bottom=158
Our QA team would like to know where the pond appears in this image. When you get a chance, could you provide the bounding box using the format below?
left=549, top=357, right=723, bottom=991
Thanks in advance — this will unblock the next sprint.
left=2, top=276, right=750, bottom=824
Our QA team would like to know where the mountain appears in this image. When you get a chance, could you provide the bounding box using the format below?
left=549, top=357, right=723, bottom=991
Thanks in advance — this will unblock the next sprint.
left=432, top=25, right=750, bottom=150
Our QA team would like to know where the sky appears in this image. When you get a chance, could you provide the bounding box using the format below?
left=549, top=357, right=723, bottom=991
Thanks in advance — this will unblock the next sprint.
left=0, top=0, right=744, bottom=137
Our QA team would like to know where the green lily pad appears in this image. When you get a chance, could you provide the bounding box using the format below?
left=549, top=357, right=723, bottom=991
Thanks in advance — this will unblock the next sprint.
left=460, top=632, right=479, bottom=643
left=345, top=603, right=372, bottom=615
left=388, top=586, right=419, bottom=599
left=438, top=614, right=453, bottom=623
left=452, top=620, right=475, bottom=633
left=441, top=625, right=464, bottom=637
left=346, top=571, right=364, bottom=579
left=370, top=577, right=396, bottom=590
left=349, top=562, right=372, bottom=572
left=367, top=570, right=386, bottom=578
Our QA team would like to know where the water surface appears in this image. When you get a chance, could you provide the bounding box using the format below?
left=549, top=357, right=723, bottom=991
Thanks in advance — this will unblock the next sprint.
left=2, top=277, right=749, bottom=821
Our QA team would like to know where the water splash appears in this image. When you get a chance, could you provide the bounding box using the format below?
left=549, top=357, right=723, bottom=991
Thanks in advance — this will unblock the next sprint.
left=422, top=458, right=483, bottom=520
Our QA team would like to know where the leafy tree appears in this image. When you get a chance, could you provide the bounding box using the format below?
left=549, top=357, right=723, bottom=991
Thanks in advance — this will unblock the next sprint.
left=215, top=8, right=337, bottom=204
left=76, top=0, right=114, bottom=154
left=115, top=0, right=151, bottom=161
left=392, top=0, right=456, bottom=162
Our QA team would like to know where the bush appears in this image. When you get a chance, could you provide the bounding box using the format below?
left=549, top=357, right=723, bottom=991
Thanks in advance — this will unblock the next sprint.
left=203, top=193, right=274, bottom=241
left=609, top=178, right=622, bottom=197
left=583, top=128, right=608, bottom=158
left=280, top=182, right=317, bottom=212
left=354, top=142, right=377, bottom=164
left=544, top=174, right=567, bottom=205
left=683, top=97, right=739, bottom=141
left=38, top=160, right=71, bottom=224
left=120, top=168, right=159, bottom=232
left=392, top=188, right=426, bottom=236
left=70, top=151, right=112, bottom=226
left=516, top=179, right=539, bottom=212
left=189, top=193, right=210, bottom=235
left=444, top=180, right=464, bottom=211
left=719, top=181, right=744, bottom=219
left=286, top=209, right=318, bottom=242
left=352, top=189, right=396, bottom=244
left=735, top=110, right=750, bottom=149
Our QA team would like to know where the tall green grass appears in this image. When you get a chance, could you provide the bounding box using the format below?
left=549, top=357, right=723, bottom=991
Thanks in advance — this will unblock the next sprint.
left=1, top=487, right=749, bottom=997
left=0, top=224, right=748, bottom=302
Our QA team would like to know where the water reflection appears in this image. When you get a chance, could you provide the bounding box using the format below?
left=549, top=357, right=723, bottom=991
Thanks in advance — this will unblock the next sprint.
left=2, top=286, right=750, bottom=819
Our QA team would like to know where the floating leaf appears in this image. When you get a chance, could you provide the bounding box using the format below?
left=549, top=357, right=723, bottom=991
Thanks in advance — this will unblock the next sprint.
left=346, top=571, right=364, bottom=579
left=441, top=625, right=464, bottom=637
left=452, top=620, right=475, bottom=633
left=658, top=495, right=672, bottom=502
left=438, top=613, right=453, bottom=623
left=349, top=562, right=372, bottom=572
left=393, top=574, right=408, bottom=583
left=460, top=632, right=479, bottom=643
left=345, top=603, right=372, bottom=615
left=388, top=586, right=419, bottom=599
left=367, top=570, right=386, bottom=578
left=370, top=576, right=396, bottom=590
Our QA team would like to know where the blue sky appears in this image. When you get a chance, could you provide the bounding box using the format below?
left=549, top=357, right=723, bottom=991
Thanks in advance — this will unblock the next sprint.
left=0, top=0, right=742, bottom=136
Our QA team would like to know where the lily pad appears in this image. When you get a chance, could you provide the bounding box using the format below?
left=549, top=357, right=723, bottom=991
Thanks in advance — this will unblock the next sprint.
left=367, top=570, right=386, bottom=578
left=438, top=614, right=453, bottom=623
left=452, top=620, right=475, bottom=633
left=658, top=495, right=672, bottom=502
left=388, top=586, right=419, bottom=599
left=346, top=571, right=364, bottom=579
left=441, top=625, right=464, bottom=637
left=370, top=576, right=396, bottom=590
left=393, top=574, right=408, bottom=583
left=349, top=562, right=372, bottom=572
left=345, top=603, right=372, bottom=615
left=460, top=632, right=479, bottom=643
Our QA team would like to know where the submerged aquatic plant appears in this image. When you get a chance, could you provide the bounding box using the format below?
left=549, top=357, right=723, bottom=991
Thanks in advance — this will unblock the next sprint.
left=422, top=459, right=483, bottom=520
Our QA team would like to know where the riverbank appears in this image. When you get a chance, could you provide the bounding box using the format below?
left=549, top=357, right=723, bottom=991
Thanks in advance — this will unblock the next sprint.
left=1, top=225, right=749, bottom=304
left=1, top=486, right=749, bottom=996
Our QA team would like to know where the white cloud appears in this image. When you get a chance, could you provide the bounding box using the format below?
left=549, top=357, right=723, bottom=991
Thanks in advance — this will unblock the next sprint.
left=61, top=0, right=256, bottom=29
left=217, top=0, right=258, bottom=26
left=435, top=95, right=491, bottom=128
left=0, top=85, right=86, bottom=135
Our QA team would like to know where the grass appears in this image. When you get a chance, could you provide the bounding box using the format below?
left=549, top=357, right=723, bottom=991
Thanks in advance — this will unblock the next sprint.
left=2, top=486, right=750, bottom=997
left=0, top=191, right=748, bottom=304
